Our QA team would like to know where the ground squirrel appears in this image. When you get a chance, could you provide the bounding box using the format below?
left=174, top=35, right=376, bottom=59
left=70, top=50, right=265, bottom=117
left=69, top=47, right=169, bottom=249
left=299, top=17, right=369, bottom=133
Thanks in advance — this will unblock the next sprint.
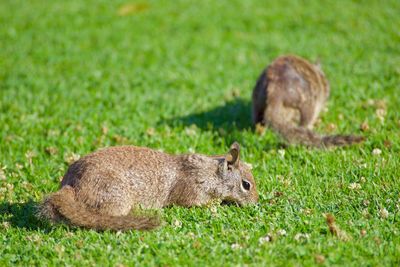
left=39, top=142, right=258, bottom=231
left=252, top=55, right=364, bottom=147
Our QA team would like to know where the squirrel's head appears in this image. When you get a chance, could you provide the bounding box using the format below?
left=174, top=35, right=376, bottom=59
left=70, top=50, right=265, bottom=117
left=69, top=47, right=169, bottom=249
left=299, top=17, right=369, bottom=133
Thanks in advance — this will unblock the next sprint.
left=216, top=142, right=258, bottom=206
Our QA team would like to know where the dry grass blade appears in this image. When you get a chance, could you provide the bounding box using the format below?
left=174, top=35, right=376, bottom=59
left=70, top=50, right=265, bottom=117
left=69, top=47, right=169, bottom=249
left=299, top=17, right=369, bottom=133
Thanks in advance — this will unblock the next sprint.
left=325, top=213, right=351, bottom=241
left=117, top=3, right=149, bottom=16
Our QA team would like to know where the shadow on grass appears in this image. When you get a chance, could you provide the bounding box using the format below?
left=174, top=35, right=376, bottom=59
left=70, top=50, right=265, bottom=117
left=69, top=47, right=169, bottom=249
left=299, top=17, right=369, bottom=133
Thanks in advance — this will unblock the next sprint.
left=159, top=98, right=284, bottom=149
left=162, top=98, right=253, bottom=131
left=192, top=98, right=251, bottom=130
left=0, top=200, right=52, bottom=231
left=160, top=98, right=255, bottom=145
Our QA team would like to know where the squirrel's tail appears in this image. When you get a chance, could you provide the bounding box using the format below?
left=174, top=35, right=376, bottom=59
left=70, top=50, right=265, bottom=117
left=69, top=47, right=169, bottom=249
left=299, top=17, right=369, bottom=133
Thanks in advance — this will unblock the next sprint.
left=272, top=122, right=365, bottom=147
left=38, top=185, right=160, bottom=231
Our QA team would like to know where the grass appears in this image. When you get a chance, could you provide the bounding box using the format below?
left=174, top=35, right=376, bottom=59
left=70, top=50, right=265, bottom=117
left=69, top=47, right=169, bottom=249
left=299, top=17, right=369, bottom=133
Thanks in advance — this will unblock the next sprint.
left=0, top=0, right=399, bottom=265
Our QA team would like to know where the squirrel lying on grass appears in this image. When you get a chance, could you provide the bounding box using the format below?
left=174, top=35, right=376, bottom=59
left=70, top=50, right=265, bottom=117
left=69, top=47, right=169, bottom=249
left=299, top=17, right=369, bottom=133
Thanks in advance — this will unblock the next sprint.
left=252, top=55, right=364, bottom=147
left=39, top=142, right=258, bottom=231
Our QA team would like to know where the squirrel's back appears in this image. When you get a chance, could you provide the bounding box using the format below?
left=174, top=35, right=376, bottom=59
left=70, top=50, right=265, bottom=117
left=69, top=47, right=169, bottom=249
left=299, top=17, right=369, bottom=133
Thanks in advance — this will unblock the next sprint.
left=39, top=146, right=176, bottom=231
left=61, top=146, right=179, bottom=210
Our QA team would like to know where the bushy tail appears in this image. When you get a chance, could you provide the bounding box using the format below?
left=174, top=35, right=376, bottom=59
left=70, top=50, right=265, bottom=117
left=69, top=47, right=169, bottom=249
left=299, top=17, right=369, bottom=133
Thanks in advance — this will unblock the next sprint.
left=273, top=123, right=365, bottom=147
left=38, top=186, right=160, bottom=231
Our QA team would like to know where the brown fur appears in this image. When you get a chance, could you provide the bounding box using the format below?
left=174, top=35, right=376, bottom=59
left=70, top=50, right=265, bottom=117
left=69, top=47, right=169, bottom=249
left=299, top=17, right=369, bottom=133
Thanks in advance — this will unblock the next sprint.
left=38, top=142, right=258, bottom=231
left=252, top=55, right=364, bottom=147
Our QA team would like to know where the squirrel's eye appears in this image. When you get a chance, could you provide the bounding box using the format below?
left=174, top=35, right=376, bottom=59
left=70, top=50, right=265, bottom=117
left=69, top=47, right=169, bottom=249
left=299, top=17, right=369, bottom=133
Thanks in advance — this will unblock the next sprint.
left=242, top=180, right=251, bottom=191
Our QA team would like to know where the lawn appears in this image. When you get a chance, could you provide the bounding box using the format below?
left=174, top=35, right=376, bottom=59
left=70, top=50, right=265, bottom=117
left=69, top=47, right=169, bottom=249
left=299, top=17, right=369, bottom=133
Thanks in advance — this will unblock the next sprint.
left=1, top=0, right=399, bottom=265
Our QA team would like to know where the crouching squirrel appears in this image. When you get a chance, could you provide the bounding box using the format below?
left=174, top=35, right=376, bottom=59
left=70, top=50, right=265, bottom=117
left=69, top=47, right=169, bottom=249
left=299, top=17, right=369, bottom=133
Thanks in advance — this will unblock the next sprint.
left=39, top=142, right=258, bottom=231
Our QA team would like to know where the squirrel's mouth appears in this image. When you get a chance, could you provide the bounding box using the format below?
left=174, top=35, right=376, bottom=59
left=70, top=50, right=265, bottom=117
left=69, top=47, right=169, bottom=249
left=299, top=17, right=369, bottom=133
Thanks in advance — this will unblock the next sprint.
left=221, top=199, right=241, bottom=206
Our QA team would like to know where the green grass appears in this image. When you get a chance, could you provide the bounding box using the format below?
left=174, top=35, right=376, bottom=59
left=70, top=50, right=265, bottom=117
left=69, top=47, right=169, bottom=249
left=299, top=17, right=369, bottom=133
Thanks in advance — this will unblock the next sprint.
left=1, top=0, right=399, bottom=265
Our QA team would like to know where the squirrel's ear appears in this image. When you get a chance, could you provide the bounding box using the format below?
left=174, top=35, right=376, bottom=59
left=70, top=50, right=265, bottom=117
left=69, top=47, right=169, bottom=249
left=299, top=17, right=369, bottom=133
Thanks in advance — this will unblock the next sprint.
left=225, top=142, right=240, bottom=167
